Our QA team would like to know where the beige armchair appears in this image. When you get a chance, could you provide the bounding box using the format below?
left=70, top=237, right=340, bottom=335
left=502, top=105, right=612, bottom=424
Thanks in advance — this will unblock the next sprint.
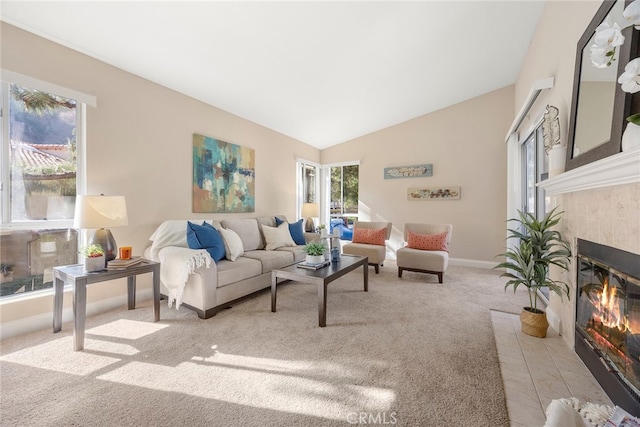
left=396, top=223, right=453, bottom=283
left=342, top=221, right=392, bottom=273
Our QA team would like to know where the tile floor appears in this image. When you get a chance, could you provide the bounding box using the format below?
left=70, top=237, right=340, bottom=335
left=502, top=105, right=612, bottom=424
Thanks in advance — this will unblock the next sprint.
left=491, top=310, right=613, bottom=427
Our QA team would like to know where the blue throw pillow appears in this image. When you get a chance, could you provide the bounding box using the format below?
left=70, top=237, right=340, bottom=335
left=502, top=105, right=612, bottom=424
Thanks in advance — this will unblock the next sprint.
left=186, top=221, right=226, bottom=262
left=275, top=217, right=306, bottom=245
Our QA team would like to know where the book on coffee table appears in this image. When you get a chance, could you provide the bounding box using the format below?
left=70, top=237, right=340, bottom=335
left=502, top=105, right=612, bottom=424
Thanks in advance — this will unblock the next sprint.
left=106, top=256, right=143, bottom=269
left=297, top=260, right=331, bottom=270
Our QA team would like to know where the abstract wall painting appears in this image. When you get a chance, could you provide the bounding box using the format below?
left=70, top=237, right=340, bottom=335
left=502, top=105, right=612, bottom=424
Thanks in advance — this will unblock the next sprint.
left=407, top=186, right=460, bottom=200
left=193, top=133, right=255, bottom=213
left=384, top=163, right=433, bottom=179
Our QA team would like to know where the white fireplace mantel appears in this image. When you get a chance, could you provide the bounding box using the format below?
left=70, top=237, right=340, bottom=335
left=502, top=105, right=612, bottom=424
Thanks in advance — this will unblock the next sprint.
left=538, top=147, right=640, bottom=195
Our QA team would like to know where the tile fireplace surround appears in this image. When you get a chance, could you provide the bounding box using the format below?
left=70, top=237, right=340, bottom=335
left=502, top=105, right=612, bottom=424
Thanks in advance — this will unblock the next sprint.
left=538, top=147, right=640, bottom=349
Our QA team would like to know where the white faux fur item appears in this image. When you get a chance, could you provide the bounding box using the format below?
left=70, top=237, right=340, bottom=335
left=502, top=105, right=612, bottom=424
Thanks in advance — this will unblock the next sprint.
left=544, top=398, right=613, bottom=427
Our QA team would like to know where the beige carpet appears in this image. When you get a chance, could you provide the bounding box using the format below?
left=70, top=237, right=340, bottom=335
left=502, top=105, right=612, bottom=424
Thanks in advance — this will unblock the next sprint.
left=0, top=261, right=529, bottom=426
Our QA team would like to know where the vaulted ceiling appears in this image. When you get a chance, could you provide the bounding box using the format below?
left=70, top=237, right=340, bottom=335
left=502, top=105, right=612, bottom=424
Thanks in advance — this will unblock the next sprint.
left=0, top=1, right=545, bottom=149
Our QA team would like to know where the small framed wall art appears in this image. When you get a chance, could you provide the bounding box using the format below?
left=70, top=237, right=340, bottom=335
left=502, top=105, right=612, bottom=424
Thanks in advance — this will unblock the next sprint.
left=407, top=186, right=460, bottom=200
left=384, top=163, right=433, bottom=179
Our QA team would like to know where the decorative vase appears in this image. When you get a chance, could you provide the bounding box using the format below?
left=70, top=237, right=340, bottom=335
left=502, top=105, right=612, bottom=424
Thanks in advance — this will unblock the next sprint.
left=520, top=307, right=549, bottom=338
left=622, top=122, right=640, bottom=152
left=84, top=255, right=105, bottom=272
left=548, top=144, right=566, bottom=177
left=306, top=255, right=324, bottom=265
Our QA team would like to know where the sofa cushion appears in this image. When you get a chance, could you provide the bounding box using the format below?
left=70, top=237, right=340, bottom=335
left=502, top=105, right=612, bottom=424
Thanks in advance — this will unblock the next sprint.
left=262, top=223, right=297, bottom=250
left=221, top=218, right=263, bottom=251
left=216, top=257, right=262, bottom=287
left=242, top=250, right=294, bottom=273
left=396, top=247, right=448, bottom=271
left=186, top=221, right=226, bottom=262
left=407, top=230, right=449, bottom=252
left=275, top=246, right=307, bottom=263
left=343, top=243, right=386, bottom=265
left=275, top=217, right=306, bottom=245
left=219, top=227, right=245, bottom=261
left=352, top=227, right=386, bottom=245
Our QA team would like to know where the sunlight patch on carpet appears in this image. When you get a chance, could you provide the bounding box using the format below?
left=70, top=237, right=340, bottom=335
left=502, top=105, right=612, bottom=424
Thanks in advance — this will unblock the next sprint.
left=97, top=359, right=396, bottom=420
left=0, top=336, right=120, bottom=375
left=191, top=350, right=381, bottom=380
left=86, top=319, right=169, bottom=340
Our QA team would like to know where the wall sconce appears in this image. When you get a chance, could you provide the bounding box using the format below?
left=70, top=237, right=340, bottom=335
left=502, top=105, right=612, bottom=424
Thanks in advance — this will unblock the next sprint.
left=74, top=195, right=128, bottom=261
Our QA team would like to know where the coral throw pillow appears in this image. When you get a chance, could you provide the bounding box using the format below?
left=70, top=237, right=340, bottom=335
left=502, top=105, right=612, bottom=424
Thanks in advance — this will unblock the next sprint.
left=352, top=227, right=386, bottom=246
left=407, top=231, right=449, bottom=252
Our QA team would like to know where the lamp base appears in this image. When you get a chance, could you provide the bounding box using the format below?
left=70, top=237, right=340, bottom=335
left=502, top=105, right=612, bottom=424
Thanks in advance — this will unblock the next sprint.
left=305, top=217, right=315, bottom=232
left=90, top=228, right=118, bottom=262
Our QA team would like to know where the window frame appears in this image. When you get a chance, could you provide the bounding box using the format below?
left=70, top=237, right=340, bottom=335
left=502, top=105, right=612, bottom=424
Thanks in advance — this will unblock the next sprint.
left=1, top=70, right=95, bottom=231
left=520, top=118, right=549, bottom=220
left=324, top=160, right=360, bottom=222
left=295, top=158, right=321, bottom=222
left=296, top=159, right=360, bottom=228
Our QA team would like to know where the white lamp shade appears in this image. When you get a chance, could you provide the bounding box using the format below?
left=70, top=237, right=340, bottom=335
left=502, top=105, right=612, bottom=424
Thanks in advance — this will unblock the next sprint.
left=74, top=195, right=129, bottom=229
left=301, top=203, right=319, bottom=218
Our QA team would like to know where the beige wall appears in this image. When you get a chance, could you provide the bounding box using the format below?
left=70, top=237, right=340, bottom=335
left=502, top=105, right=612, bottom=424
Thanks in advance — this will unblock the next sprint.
left=513, top=1, right=640, bottom=347
left=321, top=85, right=514, bottom=263
left=0, top=22, right=319, bottom=325
left=514, top=0, right=601, bottom=147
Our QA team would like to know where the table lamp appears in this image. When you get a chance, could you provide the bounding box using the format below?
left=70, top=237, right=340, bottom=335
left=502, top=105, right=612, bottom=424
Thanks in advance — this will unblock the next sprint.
left=301, top=202, right=319, bottom=232
left=74, top=195, right=128, bottom=261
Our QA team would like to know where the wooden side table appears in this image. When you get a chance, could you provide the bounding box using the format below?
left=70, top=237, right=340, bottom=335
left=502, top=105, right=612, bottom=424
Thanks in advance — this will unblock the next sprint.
left=53, top=260, right=160, bottom=351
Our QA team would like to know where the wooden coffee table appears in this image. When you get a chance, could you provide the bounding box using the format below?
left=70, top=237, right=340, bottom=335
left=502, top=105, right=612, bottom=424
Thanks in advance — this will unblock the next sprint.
left=271, top=254, right=368, bottom=327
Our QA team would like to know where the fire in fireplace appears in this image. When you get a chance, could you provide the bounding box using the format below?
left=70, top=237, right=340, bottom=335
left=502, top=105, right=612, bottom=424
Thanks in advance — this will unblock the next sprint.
left=575, top=239, right=640, bottom=416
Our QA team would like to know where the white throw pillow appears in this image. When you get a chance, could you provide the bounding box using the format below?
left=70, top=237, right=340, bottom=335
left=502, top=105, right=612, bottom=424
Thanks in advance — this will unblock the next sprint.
left=262, top=223, right=296, bottom=250
left=219, top=227, right=244, bottom=261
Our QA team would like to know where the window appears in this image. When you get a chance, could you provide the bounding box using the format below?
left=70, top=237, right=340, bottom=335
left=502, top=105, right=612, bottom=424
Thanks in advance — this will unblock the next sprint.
left=522, top=124, right=549, bottom=219
left=329, top=164, right=359, bottom=219
left=1, top=72, right=93, bottom=299
left=521, top=123, right=551, bottom=300
left=296, top=161, right=359, bottom=231
left=300, top=162, right=318, bottom=205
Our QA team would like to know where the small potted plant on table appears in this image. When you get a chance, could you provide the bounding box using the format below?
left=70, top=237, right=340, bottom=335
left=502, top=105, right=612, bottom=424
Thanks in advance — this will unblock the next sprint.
left=304, top=241, right=326, bottom=265
left=82, top=244, right=105, bottom=272
left=494, top=208, right=571, bottom=338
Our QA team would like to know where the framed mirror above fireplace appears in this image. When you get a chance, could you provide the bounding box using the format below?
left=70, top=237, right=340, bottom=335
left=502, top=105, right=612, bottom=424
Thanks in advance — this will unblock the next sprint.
left=566, top=0, right=640, bottom=172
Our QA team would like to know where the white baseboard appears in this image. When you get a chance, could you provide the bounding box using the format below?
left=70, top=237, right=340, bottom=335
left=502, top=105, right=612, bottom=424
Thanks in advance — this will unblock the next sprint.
left=0, top=288, right=153, bottom=340
left=449, top=258, right=495, bottom=269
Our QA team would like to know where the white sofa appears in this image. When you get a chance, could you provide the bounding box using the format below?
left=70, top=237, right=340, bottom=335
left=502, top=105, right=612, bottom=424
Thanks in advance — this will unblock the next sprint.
left=145, top=215, right=315, bottom=319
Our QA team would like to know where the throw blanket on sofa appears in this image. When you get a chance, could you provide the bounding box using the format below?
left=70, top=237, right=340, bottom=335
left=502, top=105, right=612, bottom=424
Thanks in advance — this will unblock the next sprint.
left=158, top=246, right=211, bottom=309
left=147, top=220, right=213, bottom=309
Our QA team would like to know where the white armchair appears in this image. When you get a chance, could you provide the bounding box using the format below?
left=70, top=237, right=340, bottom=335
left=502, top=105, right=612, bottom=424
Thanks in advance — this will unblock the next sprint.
left=342, top=221, right=392, bottom=274
left=396, top=223, right=452, bottom=283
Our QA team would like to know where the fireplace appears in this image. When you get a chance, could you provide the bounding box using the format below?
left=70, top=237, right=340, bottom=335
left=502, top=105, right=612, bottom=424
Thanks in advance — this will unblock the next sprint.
left=575, top=239, right=640, bottom=416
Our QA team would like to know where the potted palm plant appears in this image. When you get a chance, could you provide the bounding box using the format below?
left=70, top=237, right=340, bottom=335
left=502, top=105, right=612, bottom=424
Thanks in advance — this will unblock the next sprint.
left=494, top=208, right=571, bottom=338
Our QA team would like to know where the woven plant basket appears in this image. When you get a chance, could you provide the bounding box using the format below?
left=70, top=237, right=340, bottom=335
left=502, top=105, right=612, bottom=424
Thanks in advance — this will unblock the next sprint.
left=520, top=307, right=549, bottom=338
